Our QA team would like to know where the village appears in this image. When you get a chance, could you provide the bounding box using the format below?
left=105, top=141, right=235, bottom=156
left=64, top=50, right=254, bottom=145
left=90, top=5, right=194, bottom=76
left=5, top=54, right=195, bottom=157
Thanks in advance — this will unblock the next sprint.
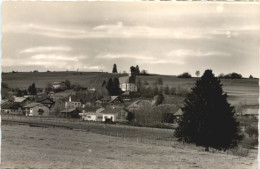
left=1, top=65, right=185, bottom=127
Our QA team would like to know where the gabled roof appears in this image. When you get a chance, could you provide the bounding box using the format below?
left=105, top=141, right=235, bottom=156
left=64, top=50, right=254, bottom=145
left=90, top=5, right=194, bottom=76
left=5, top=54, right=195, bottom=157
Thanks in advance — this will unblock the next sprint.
left=119, top=76, right=130, bottom=84
left=127, top=100, right=152, bottom=109
left=101, top=107, right=127, bottom=114
left=24, top=102, right=46, bottom=108
left=35, top=94, right=50, bottom=102
left=14, top=97, right=28, bottom=103
left=110, top=96, right=124, bottom=103
left=175, top=108, right=183, bottom=116
left=60, top=108, right=77, bottom=113
left=82, top=106, right=103, bottom=112
left=1, top=103, right=22, bottom=109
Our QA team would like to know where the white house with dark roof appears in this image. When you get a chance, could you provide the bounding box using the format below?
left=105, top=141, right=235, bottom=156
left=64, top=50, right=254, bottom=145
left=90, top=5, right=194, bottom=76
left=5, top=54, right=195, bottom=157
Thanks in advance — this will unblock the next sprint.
left=24, top=102, right=50, bottom=116
left=119, top=76, right=137, bottom=92
left=100, top=107, right=128, bottom=122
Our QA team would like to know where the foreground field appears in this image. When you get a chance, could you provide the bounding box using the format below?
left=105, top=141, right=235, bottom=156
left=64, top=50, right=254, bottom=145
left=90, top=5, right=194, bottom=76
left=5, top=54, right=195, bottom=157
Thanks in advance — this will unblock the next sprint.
left=1, top=123, right=257, bottom=169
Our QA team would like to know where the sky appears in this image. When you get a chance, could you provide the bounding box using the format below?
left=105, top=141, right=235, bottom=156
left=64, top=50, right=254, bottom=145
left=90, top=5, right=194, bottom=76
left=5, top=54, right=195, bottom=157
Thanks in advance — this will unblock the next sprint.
left=2, top=2, right=260, bottom=77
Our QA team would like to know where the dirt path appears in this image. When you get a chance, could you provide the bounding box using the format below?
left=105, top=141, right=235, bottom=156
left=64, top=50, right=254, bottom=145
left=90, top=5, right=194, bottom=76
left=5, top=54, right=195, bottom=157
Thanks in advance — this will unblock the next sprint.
left=1, top=124, right=257, bottom=169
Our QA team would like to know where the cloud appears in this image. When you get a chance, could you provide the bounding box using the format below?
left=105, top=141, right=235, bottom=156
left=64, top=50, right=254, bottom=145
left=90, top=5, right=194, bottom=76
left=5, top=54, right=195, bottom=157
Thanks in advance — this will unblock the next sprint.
left=166, top=49, right=231, bottom=58
left=19, top=46, right=72, bottom=54
left=31, top=54, right=85, bottom=62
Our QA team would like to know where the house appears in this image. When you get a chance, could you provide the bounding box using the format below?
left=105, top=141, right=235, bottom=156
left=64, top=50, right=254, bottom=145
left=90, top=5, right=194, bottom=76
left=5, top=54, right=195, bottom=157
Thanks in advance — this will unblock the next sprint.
left=1, top=102, right=23, bottom=115
left=175, top=108, right=183, bottom=120
left=60, top=107, right=81, bottom=118
left=110, top=96, right=124, bottom=104
left=79, top=106, right=104, bottom=121
left=36, top=88, right=45, bottom=95
left=51, top=82, right=66, bottom=90
left=35, top=94, right=55, bottom=109
left=100, top=107, right=128, bottom=122
left=121, top=92, right=131, bottom=101
left=65, top=95, right=82, bottom=109
left=14, top=96, right=30, bottom=106
left=96, top=96, right=111, bottom=104
left=119, top=76, right=137, bottom=92
left=24, top=102, right=50, bottom=116
left=126, top=100, right=153, bottom=112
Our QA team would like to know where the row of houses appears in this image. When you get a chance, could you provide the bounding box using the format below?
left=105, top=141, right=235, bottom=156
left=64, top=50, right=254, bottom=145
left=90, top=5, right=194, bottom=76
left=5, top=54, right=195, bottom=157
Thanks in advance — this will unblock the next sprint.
left=1, top=94, right=54, bottom=116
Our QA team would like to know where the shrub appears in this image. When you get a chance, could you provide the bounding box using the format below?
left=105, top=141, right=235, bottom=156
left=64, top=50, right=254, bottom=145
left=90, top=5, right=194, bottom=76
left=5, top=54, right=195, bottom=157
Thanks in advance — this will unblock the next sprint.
left=245, top=126, right=258, bottom=138
left=178, top=72, right=192, bottom=78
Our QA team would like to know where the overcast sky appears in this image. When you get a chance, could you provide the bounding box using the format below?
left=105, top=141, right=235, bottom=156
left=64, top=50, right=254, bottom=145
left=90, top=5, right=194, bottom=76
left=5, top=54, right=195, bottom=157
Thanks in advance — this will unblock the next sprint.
left=2, top=2, right=260, bottom=77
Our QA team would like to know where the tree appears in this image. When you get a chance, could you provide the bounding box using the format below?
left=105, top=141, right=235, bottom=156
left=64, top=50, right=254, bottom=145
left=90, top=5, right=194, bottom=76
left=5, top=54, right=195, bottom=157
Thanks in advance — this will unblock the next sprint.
left=136, top=65, right=140, bottom=75
left=64, top=79, right=71, bottom=89
left=175, top=69, right=242, bottom=151
left=102, top=80, right=107, bottom=87
left=136, top=78, right=142, bottom=92
left=106, top=78, right=114, bottom=95
left=195, top=70, right=200, bottom=77
left=178, top=72, right=192, bottom=78
left=126, top=112, right=135, bottom=122
left=155, top=94, right=164, bottom=106
left=28, top=83, right=37, bottom=95
left=153, top=86, right=159, bottom=96
left=249, top=75, right=254, bottom=79
left=112, top=64, right=118, bottom=73
left=113, top=78, right=121, bottom=96
left=170, top=87, right=176, bottom=95
left=156, top=78, right=163, bottom=85
left=164, top=85, right=170, bottom=95
left=141, top=70, right=149, bottom=75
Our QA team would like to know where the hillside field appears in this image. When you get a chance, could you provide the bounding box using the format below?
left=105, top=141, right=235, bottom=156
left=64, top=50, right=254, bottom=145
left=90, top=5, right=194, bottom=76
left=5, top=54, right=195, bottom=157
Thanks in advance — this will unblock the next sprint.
left=2, top=72, right=259, bottom=106
left=1, top=123, right=257, bottom=169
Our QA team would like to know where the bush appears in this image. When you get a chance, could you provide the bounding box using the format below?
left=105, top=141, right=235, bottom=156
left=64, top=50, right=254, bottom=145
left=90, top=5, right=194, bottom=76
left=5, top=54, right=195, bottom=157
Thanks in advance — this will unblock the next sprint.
left=178, top=72, right=192, bottom=78
left=245, top=126, right=258, bottom=138
left=219, top=72, right=243, bottom=79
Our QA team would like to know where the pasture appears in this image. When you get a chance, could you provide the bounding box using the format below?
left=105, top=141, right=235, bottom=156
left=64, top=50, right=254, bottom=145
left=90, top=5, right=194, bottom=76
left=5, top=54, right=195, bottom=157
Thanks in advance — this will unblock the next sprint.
left=1, top=123, right=257, bottom=169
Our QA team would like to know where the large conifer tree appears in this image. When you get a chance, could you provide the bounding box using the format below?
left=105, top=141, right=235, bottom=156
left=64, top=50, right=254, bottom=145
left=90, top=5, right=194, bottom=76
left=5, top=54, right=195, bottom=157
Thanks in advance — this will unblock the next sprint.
left=112, top=64, right=118, bottom=73
left=175, top=69, right=241, bottom=151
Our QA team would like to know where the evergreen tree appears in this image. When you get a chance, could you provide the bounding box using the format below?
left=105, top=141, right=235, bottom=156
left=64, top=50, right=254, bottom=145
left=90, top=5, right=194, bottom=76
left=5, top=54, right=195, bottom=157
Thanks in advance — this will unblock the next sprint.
left=31, top=83, right=37, bottom=95
left=155, top=93, right=164, bottom=106
left=136, top=65, right=140, bottom=75
left=113, top=78, right=121, bottom=96
left=112, top=64, right=118, bottom=73
left=175, top=70, right=242, bottom=151
left=102, top=80, right=107, bottom=87
left=106, top=78, right=114, bottom=95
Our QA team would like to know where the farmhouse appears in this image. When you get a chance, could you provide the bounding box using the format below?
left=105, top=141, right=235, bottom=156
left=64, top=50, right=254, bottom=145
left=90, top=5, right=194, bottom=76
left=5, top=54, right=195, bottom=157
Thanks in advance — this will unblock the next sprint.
left=65, top=95, right=82, bottom=109
left=24, top=102, right=50, bottom=116
left=119, top=76, right=137, bottom=92
left=175, top=108, right=183, bottom=120
left=1, top=102, right=23, bottom=115
left=60, top=107, right=81, bottom=118
left=51, top=82, right=66, bottom=90
left=35, top=94, right=55, bottom=109
left=126, top=100, right=153, bottom=112
left=79, top=106, right=104, bottom=121
left=110, top=96, right=124, bottom=104
left=14, top=96, right=30, bottom=106
left=101, top=107, right=128, bottom=122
